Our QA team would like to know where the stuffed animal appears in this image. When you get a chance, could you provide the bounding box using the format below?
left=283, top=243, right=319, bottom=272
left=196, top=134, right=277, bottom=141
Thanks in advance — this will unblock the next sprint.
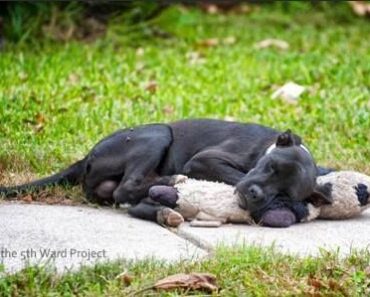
left=147, top=171, right=370, bottom=228
left=312, top=171, right=370, bottom=220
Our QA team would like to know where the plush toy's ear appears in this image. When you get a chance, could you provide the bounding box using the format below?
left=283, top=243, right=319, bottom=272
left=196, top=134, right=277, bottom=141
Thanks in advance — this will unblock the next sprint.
left=306, top=182, right=333, bottom=207
left=276, top=130, right=302, bottom=147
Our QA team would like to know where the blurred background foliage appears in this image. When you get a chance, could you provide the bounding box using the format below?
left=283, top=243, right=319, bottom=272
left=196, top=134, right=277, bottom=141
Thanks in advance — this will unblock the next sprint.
left=0, top=1, right=368, bottom=45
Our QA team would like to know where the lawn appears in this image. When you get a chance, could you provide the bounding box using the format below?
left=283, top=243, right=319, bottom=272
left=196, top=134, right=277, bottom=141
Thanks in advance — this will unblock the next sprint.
left=1, top=246, right=369, bottom=296
left=0, top=2, right=369, bottom=296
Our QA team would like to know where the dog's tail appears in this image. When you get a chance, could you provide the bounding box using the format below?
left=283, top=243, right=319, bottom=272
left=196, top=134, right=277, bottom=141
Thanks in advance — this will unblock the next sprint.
left=0, top=158, right=86, bottom=198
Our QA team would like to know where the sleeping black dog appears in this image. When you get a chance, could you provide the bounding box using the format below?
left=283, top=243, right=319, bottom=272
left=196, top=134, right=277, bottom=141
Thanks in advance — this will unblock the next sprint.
left=0, top=119, right=331, bottom=222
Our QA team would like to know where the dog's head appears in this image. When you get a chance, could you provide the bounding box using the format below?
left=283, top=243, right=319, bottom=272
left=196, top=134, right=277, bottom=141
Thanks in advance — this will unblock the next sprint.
left=236, top=130, right=331, bottom=213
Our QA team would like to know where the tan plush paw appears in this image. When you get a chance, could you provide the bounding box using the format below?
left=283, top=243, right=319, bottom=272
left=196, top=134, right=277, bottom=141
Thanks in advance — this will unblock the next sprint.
left=301, top=203, right=321, bottom=222
left=158, top=207, right=184, bottom=227
left=170, top=175, right=189, bottom=185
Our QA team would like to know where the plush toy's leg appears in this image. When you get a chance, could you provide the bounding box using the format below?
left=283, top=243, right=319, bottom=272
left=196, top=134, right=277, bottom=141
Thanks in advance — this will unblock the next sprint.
left=128, top=198, right=184, bottom=227
left=196, top=211, right=227, bottom=223
left=157, top=207, right=184, bottom=227
left=190, top=219, right=222, bottom=227
left=148, top=185, right=179, bottom=208
left=260, top=208, right=297, bottom=228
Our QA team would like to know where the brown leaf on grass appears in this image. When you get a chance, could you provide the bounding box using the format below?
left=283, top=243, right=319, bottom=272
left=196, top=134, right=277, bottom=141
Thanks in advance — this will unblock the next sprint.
left=144, top=81, right=158, bottom=93
left=255, top=39, right=289, bottom=50
left=350, top=1, right=370, bottom=17
left=68, top=73, right=80, bottom=84
left=206, top=4, right=219, bottom=14
left=32, top=113, right=46, bottom=133
left=19, top=72, right=28, bottom=82
left=223, top=36, right=237, bottom=45
left=271, top=82, right=306, bottom=104
left=136, top=47, right=145, bottom=56
left=162, top=105, right=175, bottom=115
left=199, top=3, right=251, bottom=14
left=365, top=265, right=370, bottom=276
left=116, top=271, right=134, bottom=286
left=198, top=38, right=219, bottom=47
left=195, top=36, right=236, bottom=50
left=35, top=113, right=45, bottom=125
left=154, top=273, right=218, bottom=293
left=328, top=279, right=341, bottom=291
left=22, top=195, right=33, bottom=203
left=186, top=51, right=206, bottom=65
left=224, top=116, right=236, bottom=122
left=308, top=276, right=325, bottom=290
left=231, top=4, right=252, bottom=14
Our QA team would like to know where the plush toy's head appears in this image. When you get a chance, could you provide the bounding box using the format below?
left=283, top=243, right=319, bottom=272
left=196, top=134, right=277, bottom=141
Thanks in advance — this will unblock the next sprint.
left=315, top=171, right=370, bottom=219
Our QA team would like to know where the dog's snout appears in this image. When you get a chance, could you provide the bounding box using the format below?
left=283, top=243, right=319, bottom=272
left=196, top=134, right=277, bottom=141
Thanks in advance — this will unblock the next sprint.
left=248, top=185, right=263, bottom=199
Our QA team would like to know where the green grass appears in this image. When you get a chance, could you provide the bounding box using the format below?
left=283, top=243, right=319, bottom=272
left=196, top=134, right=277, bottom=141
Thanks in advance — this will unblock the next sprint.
left=1, top=246, right=369, bottom=296
left=1, top=3, right=369, bottom=176
left=1, top=3, right=370, bottom=296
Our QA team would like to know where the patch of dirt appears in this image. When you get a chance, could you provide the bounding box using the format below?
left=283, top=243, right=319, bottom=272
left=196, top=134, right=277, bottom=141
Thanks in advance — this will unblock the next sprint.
left=0, top=170, right=86, bottom=206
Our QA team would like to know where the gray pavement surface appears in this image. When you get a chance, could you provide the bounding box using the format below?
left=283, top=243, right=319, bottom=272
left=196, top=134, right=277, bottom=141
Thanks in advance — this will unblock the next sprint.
left=0, top=203, right=369, bottom=273
left=0, top=203, right=205, bottom=273
left=178, top=210, right=370, bottom=256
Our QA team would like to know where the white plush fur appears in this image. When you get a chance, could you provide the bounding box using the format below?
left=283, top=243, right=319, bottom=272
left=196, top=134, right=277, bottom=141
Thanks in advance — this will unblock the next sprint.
left=174, top=178, right=252, bottom=225
left=172, top=171, right=370, bottom=226
left=315, top=171, right=370, bottom=220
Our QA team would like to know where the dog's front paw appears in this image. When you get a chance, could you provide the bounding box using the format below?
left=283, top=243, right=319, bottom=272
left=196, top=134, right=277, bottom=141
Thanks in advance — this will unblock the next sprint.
left=170, top=175, right=188, bottom=185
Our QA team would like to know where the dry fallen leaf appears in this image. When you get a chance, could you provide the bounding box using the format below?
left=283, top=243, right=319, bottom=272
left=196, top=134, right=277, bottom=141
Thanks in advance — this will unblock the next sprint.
left=186, top=51, right=206, bottom=65
left=203, top=4, right=219, bottom=14
left=19, top=72, right=28, bottom=81
left=255, top=39, right=289, bottom=50
left=308, top=276, right=324, bottom=290
left=365, top=265, right=370, bottom=276
left=116, top=271, right=134, bottom=286
left=271, top=82, right=306, bottom=104
left=136, top=47, right=145, bottom=56
left=31, top=113, right=46, bottom=133
left=22, top=195, right=33, bottom=203
left=328, top=279, right=341, bottom=291
left=68, top=73, right=80, bottom=84
left=162, top=105, right=175, bottom=115
left=200, top=3, right=251, bottom=15
left=224, top=116, right=236, bottom=122
left=198, top=38, right=219, bottom=47
left=223, top=36, right=237, bottom=45
left=232, top=4, right=252, bottom=14
left=154, top=273, right=218, bottom=293
left=144, top=81, right=157, bottom=93
left=350, top=1, right=370, bottom=17
left=35, top=113, right=45, bottom=125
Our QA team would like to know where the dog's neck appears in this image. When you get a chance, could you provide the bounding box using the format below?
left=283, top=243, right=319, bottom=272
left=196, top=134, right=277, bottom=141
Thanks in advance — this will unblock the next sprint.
left=265, top=143, right=311, bottom=157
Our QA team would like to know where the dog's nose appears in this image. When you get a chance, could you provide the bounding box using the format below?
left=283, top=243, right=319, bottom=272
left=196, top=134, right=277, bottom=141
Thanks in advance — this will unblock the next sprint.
left=248, top=185, right=263, bottom=199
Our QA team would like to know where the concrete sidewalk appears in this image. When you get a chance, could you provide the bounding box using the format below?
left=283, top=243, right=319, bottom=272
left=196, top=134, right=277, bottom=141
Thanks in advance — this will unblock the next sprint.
left=178, top=211, right=370, bottom=256
left=0, top=203, right=369, bottom=273
left=0, top=203, right=205, bottom=273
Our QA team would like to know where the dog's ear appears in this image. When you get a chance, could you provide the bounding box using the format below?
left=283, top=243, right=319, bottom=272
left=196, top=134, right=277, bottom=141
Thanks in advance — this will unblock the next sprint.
left=276, top=130, right=302, bottom=147
left=306, top=182, right=333, bottom=207
left=276, top=130, right=294, bottom=147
